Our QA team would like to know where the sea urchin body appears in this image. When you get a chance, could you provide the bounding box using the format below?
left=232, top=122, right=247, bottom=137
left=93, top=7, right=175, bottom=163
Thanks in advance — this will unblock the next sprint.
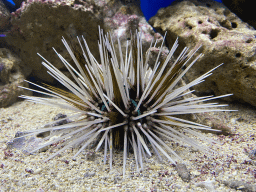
left=19, top=27, right=232, bottom=175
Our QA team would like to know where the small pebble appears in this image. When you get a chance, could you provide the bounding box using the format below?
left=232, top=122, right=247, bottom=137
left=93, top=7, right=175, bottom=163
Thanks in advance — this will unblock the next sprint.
left=86, top=152, right=96, bottom=161
left=248, top=149, right=256, bottom=160
left=175, top=163, right=191, bottom=182
left=84, top=171, right=96, bottom=178
left=195, top=179, right=216, bottom=191
left=222, top=180, right=256, bottom=192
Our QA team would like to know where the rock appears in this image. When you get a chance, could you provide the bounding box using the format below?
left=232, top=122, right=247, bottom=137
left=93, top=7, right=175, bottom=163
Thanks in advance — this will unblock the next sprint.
left=7, top=113, right=72, bottom=153
left=6, top=0, right=163, bottom=86
left=222, top=180, right=256, bottom=192
left=6, top=0, right=103, bottom=83
left=52, top=113, right=72, bottom=126
left=0, top=0, right=11, bottom=32
left=196, top=112, right=233, bottom=135
left=7, top=131, right=46, bottom=154
left=149, top=0, right=256, bottom=107
left=85, top=151, right=96, bottom=161
left=6, top=135, right=26, bottom=150
left=102, top=1, right=163, bottom=54
left=0, top=0, right=11, bottom=49
left=248, top=149, right=256, bottom=160
left=222, top=0, right=256, bottom=29
left=0, top=48, right=31, bottom=107
left=175, top=163, right=191, bottom=182
left=84, top=171, right=96, bottom=178
left=195, top=179, right=216, bottom=191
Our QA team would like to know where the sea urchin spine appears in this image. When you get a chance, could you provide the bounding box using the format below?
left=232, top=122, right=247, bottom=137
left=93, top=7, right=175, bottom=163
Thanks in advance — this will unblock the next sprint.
left=19, top=27, right=232, bottom=176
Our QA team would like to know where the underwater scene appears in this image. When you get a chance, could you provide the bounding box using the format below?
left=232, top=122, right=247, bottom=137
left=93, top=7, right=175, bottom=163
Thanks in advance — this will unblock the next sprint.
left=0, top=0, right=256, bottom=191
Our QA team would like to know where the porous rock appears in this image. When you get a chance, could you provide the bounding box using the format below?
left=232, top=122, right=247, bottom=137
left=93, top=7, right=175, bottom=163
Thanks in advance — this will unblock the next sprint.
left=102, top=0, right=163, bottom=54
left=0, top=0, right=11, bottom=48
left=0, top=48, right=31, bottom=107
left=0, top=0, right=11, bottom=32
left=149, top=0, right=256, bottom=107
left=6, top=0, right=103, bottom=83
left=222, top=0, right=256, bottom=30
left=6, top=0, right=162, bottom=85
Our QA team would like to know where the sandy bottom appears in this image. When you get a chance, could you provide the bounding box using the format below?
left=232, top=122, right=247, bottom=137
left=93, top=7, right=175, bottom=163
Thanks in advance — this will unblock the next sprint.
left=0, top=99, right=255, bottom=191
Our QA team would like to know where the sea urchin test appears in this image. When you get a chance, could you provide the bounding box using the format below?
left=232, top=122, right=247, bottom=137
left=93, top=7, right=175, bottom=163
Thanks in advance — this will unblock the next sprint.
left=18, top=27, right=232, bottom=176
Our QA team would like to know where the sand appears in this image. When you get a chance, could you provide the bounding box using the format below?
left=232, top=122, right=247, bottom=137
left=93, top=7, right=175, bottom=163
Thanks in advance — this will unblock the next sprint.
left=0, top=99, right=255, bottom=191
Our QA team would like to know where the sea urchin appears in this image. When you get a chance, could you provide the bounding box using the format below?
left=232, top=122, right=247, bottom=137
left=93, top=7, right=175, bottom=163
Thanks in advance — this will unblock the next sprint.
left=19, top=27, right=232, bottom=175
